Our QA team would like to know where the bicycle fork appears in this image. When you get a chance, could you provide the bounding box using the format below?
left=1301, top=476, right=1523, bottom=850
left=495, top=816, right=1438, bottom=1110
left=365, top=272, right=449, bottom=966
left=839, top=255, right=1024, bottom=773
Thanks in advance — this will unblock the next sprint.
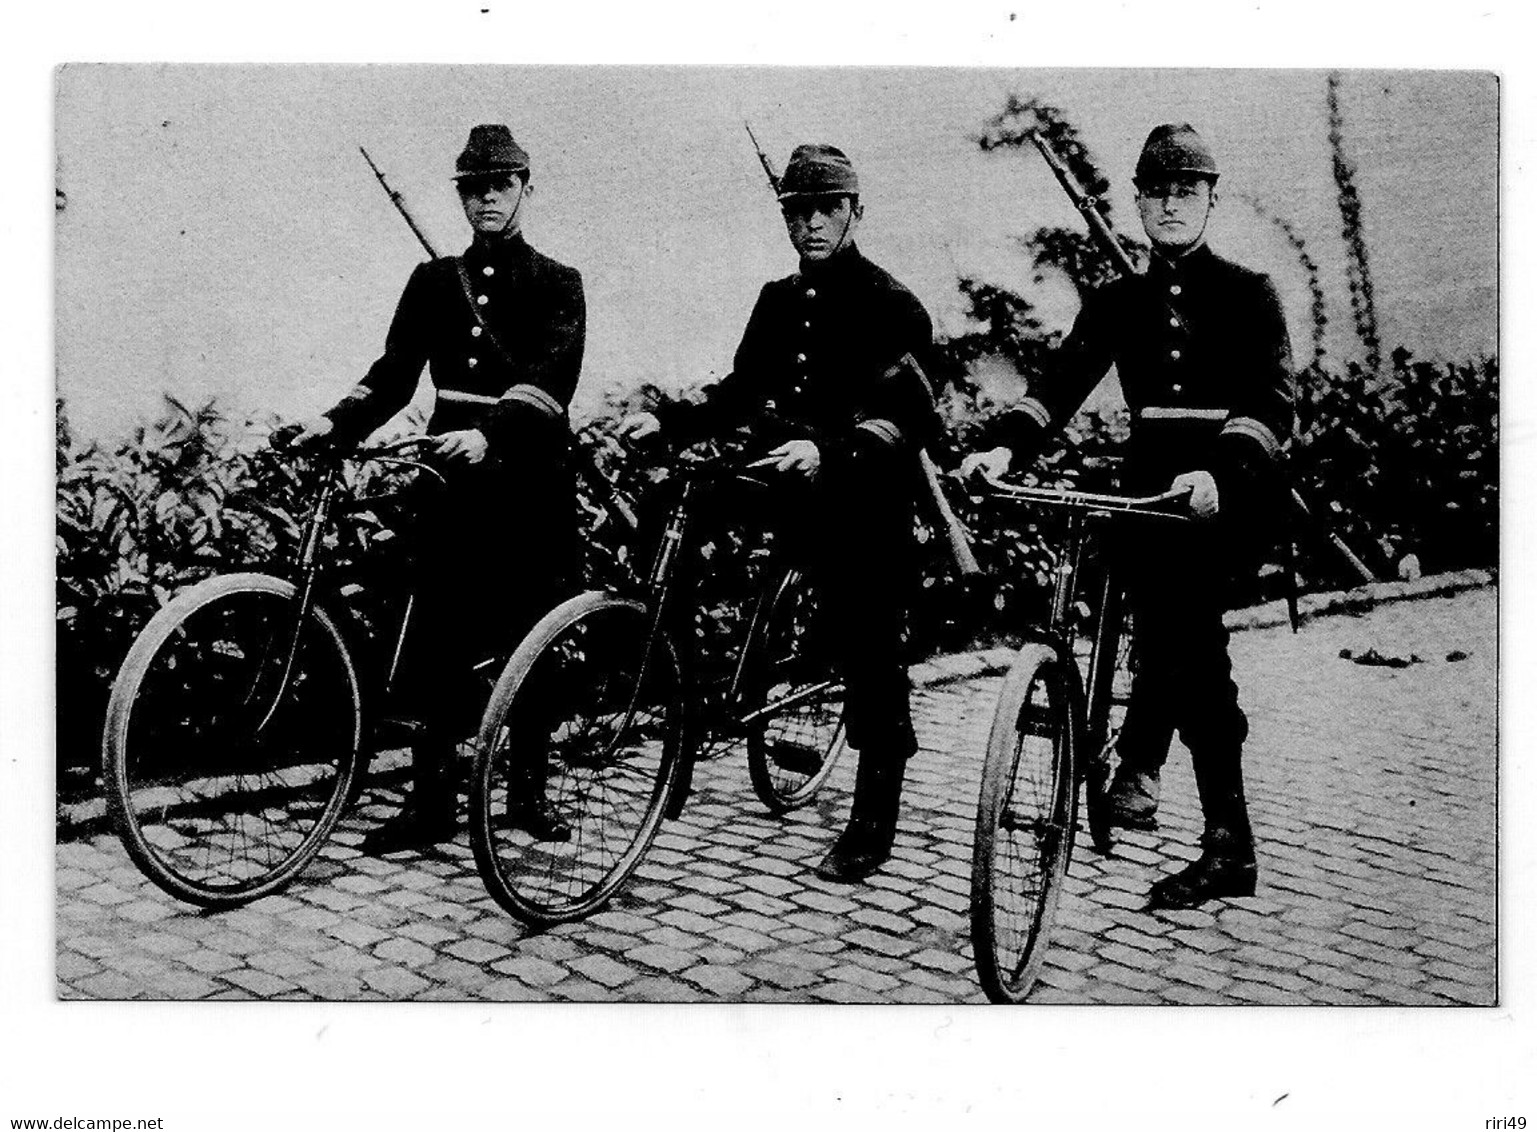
left=249, top=469, right=342, bottom=734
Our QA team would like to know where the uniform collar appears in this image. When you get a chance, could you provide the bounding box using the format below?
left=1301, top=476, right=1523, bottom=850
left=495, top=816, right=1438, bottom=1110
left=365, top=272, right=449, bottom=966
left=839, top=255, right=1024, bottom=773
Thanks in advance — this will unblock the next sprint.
left=795, top=241, right=867, bottom=284
left=1147, top=241, right=1214, bottom=282
left=467, top=229, right=531, bottom=263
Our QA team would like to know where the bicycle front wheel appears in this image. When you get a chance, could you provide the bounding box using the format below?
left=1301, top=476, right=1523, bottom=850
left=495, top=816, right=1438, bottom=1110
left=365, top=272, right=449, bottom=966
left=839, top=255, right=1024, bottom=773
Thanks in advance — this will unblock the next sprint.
left=970, top=642, right=1078, bottom=1004
left=470, top=591, right=686, bottom=925
left=743, top=569, right=848, bottom=814
left=102, top=573, right=363, bottom=908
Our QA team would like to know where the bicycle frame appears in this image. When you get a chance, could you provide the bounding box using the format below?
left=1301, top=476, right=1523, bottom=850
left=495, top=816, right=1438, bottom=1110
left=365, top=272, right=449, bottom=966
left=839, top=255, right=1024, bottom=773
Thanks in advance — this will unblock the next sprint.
left=600, top=455, right=834, bottom=763
left=982, top=477, right=1190, bottom=757
left=252, top=440, right=447, bottom=739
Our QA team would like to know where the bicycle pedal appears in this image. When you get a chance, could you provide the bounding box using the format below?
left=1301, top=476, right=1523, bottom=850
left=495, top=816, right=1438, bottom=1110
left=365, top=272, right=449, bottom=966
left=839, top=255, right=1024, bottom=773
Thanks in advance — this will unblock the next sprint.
left=768, top=740, right=825, bottom=775
left=372, top=716, right=426, bottom=747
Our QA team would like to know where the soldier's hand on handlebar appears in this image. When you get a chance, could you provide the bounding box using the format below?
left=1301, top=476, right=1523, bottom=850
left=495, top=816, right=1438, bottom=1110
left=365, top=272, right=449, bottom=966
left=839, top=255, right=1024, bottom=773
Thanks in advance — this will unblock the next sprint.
left=1170, top=470, right=1219, bottom=519
left=755, top=440, right=821, bottom=480
left=271, top=416, right=335, bottom=451
left=959, top=446, right=1013, bottom=482
left=617, top=411, right=662, bottom=445
left=432, top=428, right=489, bottom=465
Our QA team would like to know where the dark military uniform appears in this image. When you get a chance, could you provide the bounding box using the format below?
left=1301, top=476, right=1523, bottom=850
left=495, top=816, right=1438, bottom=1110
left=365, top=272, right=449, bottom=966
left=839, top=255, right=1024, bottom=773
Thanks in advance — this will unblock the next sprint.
left=325, top=230, right=586, bottom=734
left=660, top=243, right=939, bottom=760
left=995, top=241, right=1293, bottom=851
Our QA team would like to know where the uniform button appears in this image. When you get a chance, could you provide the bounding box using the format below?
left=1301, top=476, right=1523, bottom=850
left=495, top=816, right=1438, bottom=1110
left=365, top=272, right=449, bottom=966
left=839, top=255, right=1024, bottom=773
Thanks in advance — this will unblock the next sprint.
left=471, top=326, right=482, bottom=337
left=467, top=357, right=478, bottom=368
left=793, top=385, right=804, bottom=394
left=1169, top=317, right=1179, bottom=328
left=796, top=353, right=807, bottom=363
left=805, top=288, right=817, bottom=299
left=1172, top=383, right=1182, bottom=394
left=482, top=266, right=494, bottom=277
left=1170, top=284, right=1182, bottom=296
left=1170, top=349, right=1182, bottom=360
left=477, top=294, right=488, bottom=306
left=804, top=321, right=811, bottom=329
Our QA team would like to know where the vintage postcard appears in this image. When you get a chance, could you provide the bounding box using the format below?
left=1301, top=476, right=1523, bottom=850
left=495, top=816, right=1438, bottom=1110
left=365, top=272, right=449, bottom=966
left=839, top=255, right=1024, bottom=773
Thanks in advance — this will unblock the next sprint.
left=54, top=64, right=1497, bottom=1015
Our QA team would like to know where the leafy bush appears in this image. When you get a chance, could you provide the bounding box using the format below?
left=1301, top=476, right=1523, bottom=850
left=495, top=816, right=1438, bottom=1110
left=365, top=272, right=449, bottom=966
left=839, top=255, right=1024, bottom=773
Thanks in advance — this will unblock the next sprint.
left=56, top=395, right=422, bottom=793
left=1290, top=349, right=1498, bottom=580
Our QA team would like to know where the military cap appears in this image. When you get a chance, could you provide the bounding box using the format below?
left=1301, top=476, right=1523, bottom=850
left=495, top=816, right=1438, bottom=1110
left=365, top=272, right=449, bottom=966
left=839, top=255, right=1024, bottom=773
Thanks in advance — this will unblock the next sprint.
left=453, top=124, right=530, bottom=180
left=776, top=144, right=860, bottom=200
left=1134, top=123, right=1219, bottom=185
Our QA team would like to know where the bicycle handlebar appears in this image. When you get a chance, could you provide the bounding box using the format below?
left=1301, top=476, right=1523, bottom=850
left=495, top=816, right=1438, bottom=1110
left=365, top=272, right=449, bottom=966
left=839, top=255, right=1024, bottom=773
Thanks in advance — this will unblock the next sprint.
left=979, top=472, right=1192, bottom=519
left=266, top=430, right=449, bottom=490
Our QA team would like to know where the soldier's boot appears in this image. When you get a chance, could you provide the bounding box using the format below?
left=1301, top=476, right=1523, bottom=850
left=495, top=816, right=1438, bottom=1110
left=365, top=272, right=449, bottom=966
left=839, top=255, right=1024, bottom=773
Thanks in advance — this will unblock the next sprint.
left=814, top=750, right=907, bottom=884
left=1147, top=751, right=1256, bottom=909
left=1146, top=826, right=1257, bottom=909
left=1105, top=764, right=1161, bottom=830
left=361, top=741, right=460, bottom=855
left=505, top=752, right=572, bottom=843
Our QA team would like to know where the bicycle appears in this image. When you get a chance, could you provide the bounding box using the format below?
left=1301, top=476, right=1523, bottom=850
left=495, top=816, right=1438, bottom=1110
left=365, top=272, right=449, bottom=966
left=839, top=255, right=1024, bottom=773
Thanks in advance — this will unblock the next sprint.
left=968, top=475, right=1188, bottom=1004
left=469, top=450, right=849, bottom=926
left=101, top=433, right=479, bottom=908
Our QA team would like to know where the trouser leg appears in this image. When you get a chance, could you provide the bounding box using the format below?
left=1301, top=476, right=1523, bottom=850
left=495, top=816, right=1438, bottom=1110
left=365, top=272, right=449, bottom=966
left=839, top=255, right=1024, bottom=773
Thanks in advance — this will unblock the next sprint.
left=799, top=460, right=917, bottom=883
left=366, top=467, right=564, bottom=852
left=1127, top=535, right=1258, bottom=907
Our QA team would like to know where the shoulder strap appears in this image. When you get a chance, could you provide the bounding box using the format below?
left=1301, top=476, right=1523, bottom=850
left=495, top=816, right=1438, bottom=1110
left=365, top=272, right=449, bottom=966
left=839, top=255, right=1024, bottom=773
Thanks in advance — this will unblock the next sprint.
left=454, top=257, right=518, bottom=370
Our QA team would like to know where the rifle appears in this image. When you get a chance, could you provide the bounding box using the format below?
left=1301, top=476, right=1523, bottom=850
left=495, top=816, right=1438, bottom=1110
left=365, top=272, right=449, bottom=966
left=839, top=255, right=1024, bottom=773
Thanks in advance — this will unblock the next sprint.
left=743, top=123, right=982, bottom=579
left=357, top=147, right=638, bottom=536
left=1026, top=131, right=1377, bottom=588
left=360, top=147, right=437, bottom=260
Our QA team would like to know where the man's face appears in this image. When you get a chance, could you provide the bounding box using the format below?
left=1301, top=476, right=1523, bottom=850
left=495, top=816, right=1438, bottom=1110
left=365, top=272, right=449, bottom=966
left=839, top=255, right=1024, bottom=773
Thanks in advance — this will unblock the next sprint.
left=457, top=172, right=528, bottom=235
left=1135, top=176, right=1216, bottom=255
left=783, top=195, right=862, bottom=262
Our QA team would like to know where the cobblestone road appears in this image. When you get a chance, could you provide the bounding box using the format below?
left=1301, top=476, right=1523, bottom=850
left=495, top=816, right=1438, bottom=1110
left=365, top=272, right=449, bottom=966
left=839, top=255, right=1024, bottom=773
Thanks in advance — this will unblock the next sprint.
left=57, top=587, right=1497, bottom=1005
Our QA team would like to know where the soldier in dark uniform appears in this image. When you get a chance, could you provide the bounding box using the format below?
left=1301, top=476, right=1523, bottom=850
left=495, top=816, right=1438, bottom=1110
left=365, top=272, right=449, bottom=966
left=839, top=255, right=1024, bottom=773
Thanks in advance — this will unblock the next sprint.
left=621, top=144, right=940, bottom=883
left=963, top=124, right=1294, bottom=908
left=282, top=124, right=585, bottom=852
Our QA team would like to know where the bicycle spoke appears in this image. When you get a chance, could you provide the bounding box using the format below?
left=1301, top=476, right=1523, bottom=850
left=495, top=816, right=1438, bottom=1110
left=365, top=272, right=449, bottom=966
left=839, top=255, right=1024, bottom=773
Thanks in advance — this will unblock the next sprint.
left=471, top=596, right=683, bottom=924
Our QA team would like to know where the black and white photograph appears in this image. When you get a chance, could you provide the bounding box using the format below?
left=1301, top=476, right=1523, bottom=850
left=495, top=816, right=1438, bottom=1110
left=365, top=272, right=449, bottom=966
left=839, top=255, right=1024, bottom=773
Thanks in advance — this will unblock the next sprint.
left=53, top=61, right=1498, bottom=1009
left=7, top=2, right=1535, bottom=1127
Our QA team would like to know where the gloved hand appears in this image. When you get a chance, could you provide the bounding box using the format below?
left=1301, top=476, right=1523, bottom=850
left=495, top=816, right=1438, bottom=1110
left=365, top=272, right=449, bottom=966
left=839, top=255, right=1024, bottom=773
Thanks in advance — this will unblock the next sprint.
left=433, top=428, right=490, bottom=465
left=959, top=446, right=1013, bottom=482
left=755, top=439, right=821, bottom=481
left=1170, top=470, right=1220, bottom=519
left=618, top=411, right=663, bottom=445
left=271, top=416, right=335, bottom=451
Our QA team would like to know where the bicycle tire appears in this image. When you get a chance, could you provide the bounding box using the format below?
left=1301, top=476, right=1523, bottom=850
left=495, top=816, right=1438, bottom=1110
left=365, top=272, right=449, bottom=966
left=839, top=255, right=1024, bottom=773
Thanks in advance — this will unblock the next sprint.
left=102, top=573, right=363, bottom=908
left=1081, top=578, right=1134, bottom=855
left=470, top=591, right=686, bottom=925
left=970, top=642, right=1078, bottom=1004
left=743, top=569, right=848, bottom=815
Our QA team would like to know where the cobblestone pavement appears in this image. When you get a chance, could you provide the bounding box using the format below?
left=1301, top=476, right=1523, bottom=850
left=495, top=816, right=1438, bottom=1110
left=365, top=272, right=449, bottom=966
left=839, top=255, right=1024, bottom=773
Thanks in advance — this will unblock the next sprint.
left=56, top=587, right=1497, bottom=1005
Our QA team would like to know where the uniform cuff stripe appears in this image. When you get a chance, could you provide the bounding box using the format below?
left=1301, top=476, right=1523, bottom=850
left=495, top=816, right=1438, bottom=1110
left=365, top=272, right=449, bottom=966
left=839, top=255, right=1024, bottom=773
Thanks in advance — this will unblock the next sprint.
left=856, top=418, right=904, bottom=448
left=1016, top=397, right=1052, bottom=429
left=499, top=383, right=565, bottom=419
left=1220, top=416, right=1282, bottom=459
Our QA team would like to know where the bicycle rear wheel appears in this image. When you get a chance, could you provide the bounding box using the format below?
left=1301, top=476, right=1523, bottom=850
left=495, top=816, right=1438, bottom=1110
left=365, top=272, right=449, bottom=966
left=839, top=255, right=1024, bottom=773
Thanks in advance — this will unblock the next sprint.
left=743, top=569, right=848, bottom=814
left=102, top=573, right=363, bottom=908
left=470, top=591, right=686, bottom=925
left=970, top=642, right=1078, bottom=1004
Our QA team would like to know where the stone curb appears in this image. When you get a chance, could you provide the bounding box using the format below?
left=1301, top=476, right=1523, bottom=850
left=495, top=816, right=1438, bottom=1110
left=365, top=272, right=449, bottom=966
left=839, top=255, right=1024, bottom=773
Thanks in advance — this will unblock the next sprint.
left=905, top=567, right=1496, bottom=689
left=1220, top=567, right=1494, bottom=633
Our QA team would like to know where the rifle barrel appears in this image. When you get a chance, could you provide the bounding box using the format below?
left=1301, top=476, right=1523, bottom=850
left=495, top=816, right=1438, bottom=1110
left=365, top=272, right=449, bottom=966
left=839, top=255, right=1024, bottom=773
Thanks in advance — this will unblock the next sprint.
left=360, top=146, right=439, bottom=260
